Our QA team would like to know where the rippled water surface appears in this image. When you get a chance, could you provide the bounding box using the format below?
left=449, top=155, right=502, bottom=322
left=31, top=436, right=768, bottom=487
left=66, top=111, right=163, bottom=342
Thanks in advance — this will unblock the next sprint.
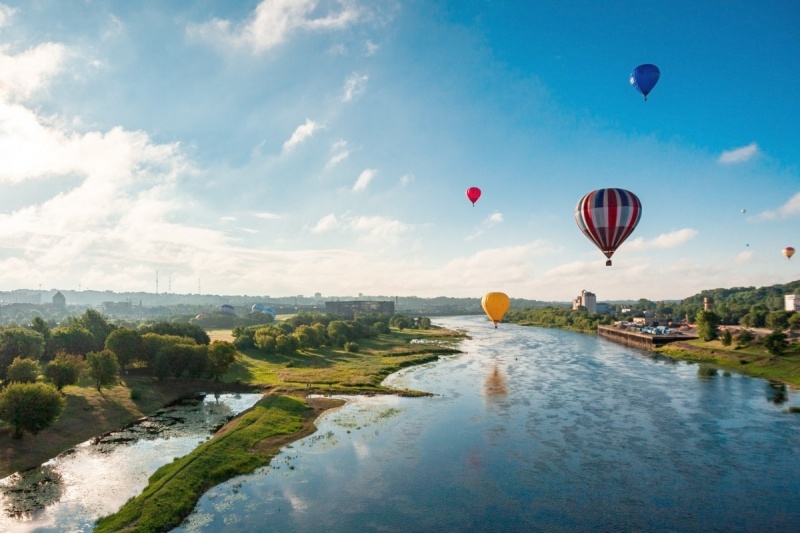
left=176, top=317, right=800, bottom=532
left=0, top=392, right=263, bottom=533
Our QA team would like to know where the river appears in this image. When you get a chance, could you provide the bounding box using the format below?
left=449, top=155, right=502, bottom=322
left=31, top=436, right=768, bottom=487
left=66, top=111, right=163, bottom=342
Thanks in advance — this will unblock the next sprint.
left=0, top=392, right=263, bottom=533
left=175, top=316, right=800, bottom=532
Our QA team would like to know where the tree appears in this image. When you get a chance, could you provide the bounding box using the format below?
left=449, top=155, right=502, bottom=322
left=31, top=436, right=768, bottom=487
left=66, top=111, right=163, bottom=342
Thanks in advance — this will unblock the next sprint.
left=104, top=328, right=143, bottom=371
left=139, top=322, right=210, bottom=345
left=763, top=331, right=788, bottom=358
left=720, top=329, right=733, bottom=347
left=29, top=317, right=51, bottom=345
left=695, top=310, right=720, bottom=342
left=765, top=311, right=792, bottom=331
left=6, top=357, right=40, bottom=383
left=737, top=329, right=753, bottom=347
left=789, top=313, right=800, bottom=331
left=44, top=352, right=87, bottom=391
left=0, top=382, right=65, bottom=438
left=0, top=328, right=45, bottom=379
left=86, top=350, right=119, bottom=391
left=207, top=341, right=237, bottom=380
left=49, top=326, right=95, bottom=358
left=75, top=309, right=115, bottom=351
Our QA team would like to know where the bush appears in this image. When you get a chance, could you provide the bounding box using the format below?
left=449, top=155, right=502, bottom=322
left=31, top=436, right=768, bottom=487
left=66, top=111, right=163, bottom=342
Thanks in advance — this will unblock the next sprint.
left=344, top=342, right=360, bottom=353
left=720, top=329, right=733, bottom=347
left=86, top=350, right=120, bottom=391
left=44, top=352, right=87, bottom=391
left=6, top=357, right=40, bottom=383
left=0, top=382, right=65, bottom=438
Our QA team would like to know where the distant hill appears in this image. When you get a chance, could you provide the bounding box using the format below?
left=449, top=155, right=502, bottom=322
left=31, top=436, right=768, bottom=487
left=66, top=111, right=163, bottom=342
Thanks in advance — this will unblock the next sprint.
left=672, top=280, right=800, bottom=324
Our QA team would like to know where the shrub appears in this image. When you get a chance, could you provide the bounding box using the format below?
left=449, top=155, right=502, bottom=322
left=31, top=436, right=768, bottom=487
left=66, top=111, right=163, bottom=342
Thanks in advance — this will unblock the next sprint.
left=6, top=357, right=40, bottom=383
left=344, top=342, right=360, bottom=353
left=44, top=352, right=87, bottom=391
left=0, top=382, right=65, bottom=438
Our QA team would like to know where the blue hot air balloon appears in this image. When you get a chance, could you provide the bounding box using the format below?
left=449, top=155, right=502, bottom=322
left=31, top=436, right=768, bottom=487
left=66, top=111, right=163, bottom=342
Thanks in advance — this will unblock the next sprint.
left=630, top=64, right=660, bottom=101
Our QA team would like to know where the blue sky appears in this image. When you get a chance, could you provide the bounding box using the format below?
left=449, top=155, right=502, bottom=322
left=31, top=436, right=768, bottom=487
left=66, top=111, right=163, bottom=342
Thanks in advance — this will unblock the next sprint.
left=0, top=0, right=797, bottom=301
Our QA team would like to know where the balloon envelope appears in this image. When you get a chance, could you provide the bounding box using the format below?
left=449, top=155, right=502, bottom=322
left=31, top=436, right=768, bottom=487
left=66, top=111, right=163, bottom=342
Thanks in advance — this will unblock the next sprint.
left=784, top=247, right=795, bottom=259
left=630, top=64, right=660, bottom=100
left=575, top=188, right=642, bottom=266
left=466, top=187, right=482, bottom=206
left=481, top=292, right=510, bottom=327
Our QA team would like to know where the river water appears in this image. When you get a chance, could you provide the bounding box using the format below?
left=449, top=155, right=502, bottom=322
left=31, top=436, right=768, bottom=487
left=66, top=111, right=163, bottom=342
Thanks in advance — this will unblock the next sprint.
left=0, top=392, right=263, bottom=533
left=175, top=316, right=800, bottom=533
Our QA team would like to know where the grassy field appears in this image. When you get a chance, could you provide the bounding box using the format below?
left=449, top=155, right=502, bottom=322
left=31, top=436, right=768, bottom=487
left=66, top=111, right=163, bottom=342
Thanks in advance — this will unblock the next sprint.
left=655, top=338, right=800, bottom=388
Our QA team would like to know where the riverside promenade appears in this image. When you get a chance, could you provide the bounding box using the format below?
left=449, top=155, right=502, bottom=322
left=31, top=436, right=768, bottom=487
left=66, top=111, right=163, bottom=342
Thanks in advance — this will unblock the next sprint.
left=598, top=325, right=699, bottom=350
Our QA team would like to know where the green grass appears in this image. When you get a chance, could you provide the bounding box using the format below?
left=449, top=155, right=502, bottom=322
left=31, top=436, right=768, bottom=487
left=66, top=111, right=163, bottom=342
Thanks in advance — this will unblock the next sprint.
left=220, top=328, right=461, bottom=394
left=94, top=394, right=311, bottom=533
left=655, top=339, right=800, bottom=387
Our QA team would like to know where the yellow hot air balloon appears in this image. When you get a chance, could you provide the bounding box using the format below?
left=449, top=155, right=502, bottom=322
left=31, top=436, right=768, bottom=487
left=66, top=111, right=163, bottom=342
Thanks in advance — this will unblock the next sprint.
left=481, top=292, right=510, bottom=328
left=783, top=246, right=795, bottom=260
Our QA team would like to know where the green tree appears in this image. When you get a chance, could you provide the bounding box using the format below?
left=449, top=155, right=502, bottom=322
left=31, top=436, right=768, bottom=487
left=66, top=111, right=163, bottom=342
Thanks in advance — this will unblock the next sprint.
left=695, top=310, right=720, bottom=342
left=86, top=350, right=119, bottom=391
left=75, top=309, right=115, bottom=351
left=29, top=317, right=51, bottom=346
left=139, top=322, right=210, bottom=345
left=763, top=331, right=788, bottom=358
left=6, top=357, right=40, bottom=383
left=765, top=311, right=792, bottom=331
left=0, top=382, right=65, bottom=438
left=104, top=328, right=143, bottom=372
left=0, top=328, right=45, bottom=378
left=720, top=329, right=733, bottom=347
left=207, top=341, right=237, bottom=380
left=737, top=329, right=753, bottom=347
left=789, top=312, right=800, bottom=331
left=49, top=326, right=95, bottom=357
left=44, top=352, right=87, bottom=391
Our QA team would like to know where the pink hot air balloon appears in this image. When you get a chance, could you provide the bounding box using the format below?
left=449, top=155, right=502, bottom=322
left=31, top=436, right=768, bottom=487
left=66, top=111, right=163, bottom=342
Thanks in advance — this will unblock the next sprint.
left=466, top=187, right=482, bottom=206
left=574, top=188, right=642, bottom=266
left=783, top=247, right=795, bottom=260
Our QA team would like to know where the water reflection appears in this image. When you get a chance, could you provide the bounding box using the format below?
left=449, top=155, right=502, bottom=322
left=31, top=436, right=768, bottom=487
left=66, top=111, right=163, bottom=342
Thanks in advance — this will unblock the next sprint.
left=0, top=392, right=262, bottom=533
left=767, top=381, right=788, bottom=404
left=483, top=361, right=508, bottom=398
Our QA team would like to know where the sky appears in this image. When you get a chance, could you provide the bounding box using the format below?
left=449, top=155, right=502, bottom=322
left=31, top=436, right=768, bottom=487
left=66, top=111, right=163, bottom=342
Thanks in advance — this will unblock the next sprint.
left=0, top=0, right=798, bottom=302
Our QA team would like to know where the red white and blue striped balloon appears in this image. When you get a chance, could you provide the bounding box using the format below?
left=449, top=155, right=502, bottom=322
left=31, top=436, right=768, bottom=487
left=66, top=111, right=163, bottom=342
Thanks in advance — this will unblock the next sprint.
left=574, top=188, right=642, bottom=266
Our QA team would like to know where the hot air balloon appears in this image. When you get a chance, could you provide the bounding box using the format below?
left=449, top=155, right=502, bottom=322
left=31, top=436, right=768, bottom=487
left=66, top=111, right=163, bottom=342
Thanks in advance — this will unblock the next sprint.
left=575, top=188, right=642, bottom=266
left=466, top=187, right=482, bottom=206
left=741, top=208, right=746, bottom=214
left=783, top=247, right=795, bottom=260
left=630, top=64, right=660, bottom=101
left=481, top=292, right=510, bottom=328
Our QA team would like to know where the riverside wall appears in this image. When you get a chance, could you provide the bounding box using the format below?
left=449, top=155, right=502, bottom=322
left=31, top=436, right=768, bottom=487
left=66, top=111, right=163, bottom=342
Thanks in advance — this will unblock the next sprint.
left=597, top=325, right=698, bottom=350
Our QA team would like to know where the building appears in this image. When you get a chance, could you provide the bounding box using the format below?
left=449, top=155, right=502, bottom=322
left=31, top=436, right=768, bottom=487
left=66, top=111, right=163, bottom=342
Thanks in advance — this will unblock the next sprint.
left=325, top=300, right=395, bottom=319
left=786, top=294, right=800, bottom=312
left=572, top=290, right=596, bottom=314
left=703, top=297, right=714, bottom=311
left=595, top=302, right=611, bottom=314
left=52, top=291, right=66, bottom=309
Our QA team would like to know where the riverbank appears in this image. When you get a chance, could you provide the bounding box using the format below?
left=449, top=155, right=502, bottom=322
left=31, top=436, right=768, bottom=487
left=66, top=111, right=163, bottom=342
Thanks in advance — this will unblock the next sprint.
left=94, top=394, right=342, bottom=533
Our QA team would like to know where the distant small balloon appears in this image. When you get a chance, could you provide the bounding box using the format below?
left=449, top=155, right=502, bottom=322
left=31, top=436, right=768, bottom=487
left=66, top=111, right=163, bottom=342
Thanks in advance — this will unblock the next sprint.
left=741, top=208, right=746, bottom=214
left=466, top=187, right=482, bottom=206
left=784, top=246, right=795, bottom=260
left=630, top=64, right=660, bottom=101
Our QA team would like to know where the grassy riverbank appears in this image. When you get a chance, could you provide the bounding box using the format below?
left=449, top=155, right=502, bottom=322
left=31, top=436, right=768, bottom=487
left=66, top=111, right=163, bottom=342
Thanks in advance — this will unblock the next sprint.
left=94, top=394, right=341, bottom=533
left=655, top=339, right=800, bottom=388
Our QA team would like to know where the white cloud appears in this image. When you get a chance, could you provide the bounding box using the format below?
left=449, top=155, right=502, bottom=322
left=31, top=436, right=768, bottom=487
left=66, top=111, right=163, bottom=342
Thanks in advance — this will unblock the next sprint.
left=326, top=140, right=349, bottom=168
left=485, top=212, right=503, bottom=225
left=349, top=215, right=409, bottom=243
left=282, top=119, right=322, bottom=152
left=0, top=42, right=67, bottom=101
left=734, top=250, right=755, bottom=263
left=756, top=191, right=800, bottom=220
left=0, top=4, right=16, bottom=28
left=187, top=0, right=361, bottom=54
left=625, top=228, right=697, bottom=250
left=253, top=212, right=281, bottom=220
left=342, top=72, right=368, bottom=102
left=399, top=174, right=414, bottom=186
left=364, top=40, right=379, bottom=56
left=311, top=213, right=339, bottom=233
left=352, top=168, right=376, bottom=191
left=718, top=142, right=759, bottom=164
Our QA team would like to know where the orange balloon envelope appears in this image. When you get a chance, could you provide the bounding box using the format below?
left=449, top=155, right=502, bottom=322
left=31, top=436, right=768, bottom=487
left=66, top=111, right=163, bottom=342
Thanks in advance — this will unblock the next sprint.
left=481, top=292, right=510, bottom=328
left=784, top=247, right=795, bottom=260
left=466, top=187, right=482, bottom=206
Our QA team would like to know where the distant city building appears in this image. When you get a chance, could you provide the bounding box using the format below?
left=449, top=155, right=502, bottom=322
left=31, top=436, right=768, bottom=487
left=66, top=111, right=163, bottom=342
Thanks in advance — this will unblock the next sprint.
left=785, top=295, right=800, bottom=312
left=103, top=301, right=132, bottom=314
left=595, top=302, right=611, bottom=314
left=325, top=300, right=395, bottom=319
left=52, top=291, right=65, bottom=309
left=572, top=290, right=596, bottom=314
left=703, top=297, right=714, bottom=311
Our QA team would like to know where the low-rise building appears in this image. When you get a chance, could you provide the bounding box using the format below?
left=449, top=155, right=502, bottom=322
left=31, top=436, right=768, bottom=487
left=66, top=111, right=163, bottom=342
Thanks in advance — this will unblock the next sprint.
left=785, top=295, right=800, bottom=312
left=572, top=290, right=596, bottom=314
